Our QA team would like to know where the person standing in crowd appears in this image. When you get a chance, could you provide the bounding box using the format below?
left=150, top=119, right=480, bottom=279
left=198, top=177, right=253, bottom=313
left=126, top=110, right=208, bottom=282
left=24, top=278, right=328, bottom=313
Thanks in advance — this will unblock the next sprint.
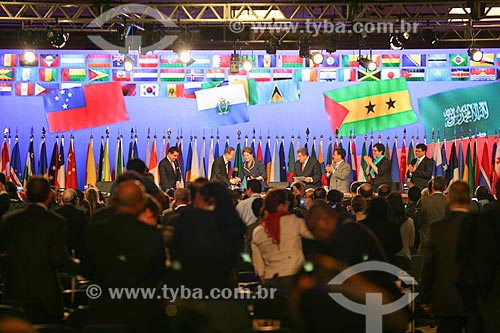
left=159, top=147, right=182, bottom=191
left=211, top=146, right=241, bottom=187
left=421, top=181, right=476, bottom=333
left=241, top=147, right=266, bottom=192
left=363, top=143, right=392, bottom=189
left=294, top=147, right=322, bottom=189
left=0, top=177, right=79, bottom=322
left=325, top=147, right=351, bottom=193
left=406, top=143, right=434, bottom=191
left=251, top=188, right=313, bottom=291
left=236, top=179, right=262, bottom=226
left=387, top=192, right=415, bottom=271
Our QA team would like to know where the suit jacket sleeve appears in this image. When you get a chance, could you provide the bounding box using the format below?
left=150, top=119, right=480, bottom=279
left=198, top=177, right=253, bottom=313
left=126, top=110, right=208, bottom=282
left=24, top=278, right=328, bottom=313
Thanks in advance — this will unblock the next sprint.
left=376, top=157, right=391, bottom=177
left=336, top=162, right=351, bottom=181
left=412, top=158, right=434, bottom=181
left=159, top=159, right=170, bottom=190
left=211, top=157, right=230, bottom=186
left=311, top=159, right=322, bottom=184
left=257, top=161, right=267, bottom=182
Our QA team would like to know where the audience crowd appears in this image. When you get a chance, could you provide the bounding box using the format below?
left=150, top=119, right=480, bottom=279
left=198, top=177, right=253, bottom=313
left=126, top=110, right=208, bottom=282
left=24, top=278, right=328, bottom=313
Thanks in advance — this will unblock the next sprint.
left=0, top=158, right=498, bottom=333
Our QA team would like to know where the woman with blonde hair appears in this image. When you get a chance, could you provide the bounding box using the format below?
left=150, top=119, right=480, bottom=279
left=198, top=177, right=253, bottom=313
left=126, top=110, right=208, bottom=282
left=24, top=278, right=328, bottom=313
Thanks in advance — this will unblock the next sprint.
left=84, top=187, right=105, bottom=216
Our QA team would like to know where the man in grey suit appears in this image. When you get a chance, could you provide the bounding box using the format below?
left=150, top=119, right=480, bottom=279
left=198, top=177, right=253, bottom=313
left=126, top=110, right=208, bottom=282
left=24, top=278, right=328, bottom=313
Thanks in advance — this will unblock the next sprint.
left=325, top=147, right=351, bottom=193
left=416, top=176, right=448, bottom=254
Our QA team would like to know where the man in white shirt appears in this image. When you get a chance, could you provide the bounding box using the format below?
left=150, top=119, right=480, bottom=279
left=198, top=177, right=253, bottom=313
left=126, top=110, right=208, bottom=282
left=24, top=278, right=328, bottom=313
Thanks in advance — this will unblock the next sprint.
left=236, top=179, right=262, bottom=226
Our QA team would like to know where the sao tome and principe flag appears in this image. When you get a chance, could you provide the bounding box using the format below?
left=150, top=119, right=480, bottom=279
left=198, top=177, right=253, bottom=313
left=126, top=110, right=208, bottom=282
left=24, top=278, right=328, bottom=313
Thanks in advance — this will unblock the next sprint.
left=323, top=78, right=417, bottom=136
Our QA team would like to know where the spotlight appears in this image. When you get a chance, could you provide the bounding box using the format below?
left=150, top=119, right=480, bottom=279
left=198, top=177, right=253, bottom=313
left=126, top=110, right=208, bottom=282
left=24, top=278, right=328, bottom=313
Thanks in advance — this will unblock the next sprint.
left=468, top=48, right=483, bottom=62
left=230, top=52, right=240, bottom=74
left=22, top=50, right=36, bottom=64
left=389, top=32, right=410, bottom=50
left=310, top=52, right=324, bottom=65
left=47, top=27, right=69, bottom=49
left=299, top=39, right=310, bottom=58
left=359, top=57, right=377, bottom=71
left=241, top=56, right=253, bottom=72
left=265, top=39, right=278, bottom=55
left=421, top=29, right=437, bottom=45
left=123, top=56, right=134, bottom=72
left=178, top=50, right=192, bottom=64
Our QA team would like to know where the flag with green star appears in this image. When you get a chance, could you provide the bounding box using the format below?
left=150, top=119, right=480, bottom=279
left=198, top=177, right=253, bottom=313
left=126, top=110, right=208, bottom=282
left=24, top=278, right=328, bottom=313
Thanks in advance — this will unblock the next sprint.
left=323, top=78, right=417, bottom=136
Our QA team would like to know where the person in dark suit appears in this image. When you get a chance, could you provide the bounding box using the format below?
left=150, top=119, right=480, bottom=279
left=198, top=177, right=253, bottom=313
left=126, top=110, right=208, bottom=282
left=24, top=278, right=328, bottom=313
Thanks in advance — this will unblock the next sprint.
left=210, top=146, right=241, bottom=187
left=294, top=147, right=322, bottom=189
left=53, top=188, right=88, bottom=258
left=406, top=143, right=434, bottom=191
left=421, top=180, right=476, bottom=333
left=159, top=147, right=182, bottom=191
left=81, top=180, right=166, bottom=333
left=0, top=177, right=78, bottom=321
left=241, top=146, right=266, bottom=191
left=363, top=143, right=392, bottom=189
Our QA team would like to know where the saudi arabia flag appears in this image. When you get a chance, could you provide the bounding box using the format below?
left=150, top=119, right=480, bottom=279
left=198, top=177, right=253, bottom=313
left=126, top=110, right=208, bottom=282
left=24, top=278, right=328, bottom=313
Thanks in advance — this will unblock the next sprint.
left=323, top=78, right=417, bottom=136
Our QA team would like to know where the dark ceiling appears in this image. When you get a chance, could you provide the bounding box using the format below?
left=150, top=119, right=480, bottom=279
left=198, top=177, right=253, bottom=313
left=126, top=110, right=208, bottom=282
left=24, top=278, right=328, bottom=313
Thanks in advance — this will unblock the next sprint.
left=0, top=1, right=499, bottom=51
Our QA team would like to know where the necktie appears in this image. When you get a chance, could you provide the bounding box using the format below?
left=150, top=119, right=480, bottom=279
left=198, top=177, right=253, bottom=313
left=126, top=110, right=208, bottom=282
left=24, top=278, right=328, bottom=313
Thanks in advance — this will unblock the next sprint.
left=414, top=159, right=421, bottom=169
left=226, top=162, right=230, bottom=176
left=301, top=162, right=305, bottom=172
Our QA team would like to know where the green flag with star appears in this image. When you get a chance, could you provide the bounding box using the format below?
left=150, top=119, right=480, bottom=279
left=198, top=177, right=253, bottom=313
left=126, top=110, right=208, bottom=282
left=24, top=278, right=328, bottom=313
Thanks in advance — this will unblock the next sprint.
left=323, top=78, right=418, bottom=136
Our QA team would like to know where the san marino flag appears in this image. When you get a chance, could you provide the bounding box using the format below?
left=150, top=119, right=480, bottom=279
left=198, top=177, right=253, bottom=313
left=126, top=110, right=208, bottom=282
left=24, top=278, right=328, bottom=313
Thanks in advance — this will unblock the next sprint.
left=195, top=84, right=249, bottom=127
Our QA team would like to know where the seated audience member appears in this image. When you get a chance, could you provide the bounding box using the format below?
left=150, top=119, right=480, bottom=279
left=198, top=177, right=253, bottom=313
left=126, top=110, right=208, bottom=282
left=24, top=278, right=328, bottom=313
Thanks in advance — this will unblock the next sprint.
left=0, top=177, right=79, bottom=322
left=387, top=193, right=415, bottom=271
left=358, top=182, right=374, bottom=207
left=470, top=185, right=494, bottom=212
left=483, top=180, right=500, bottom=212
left=313, top=187, right=327, bottom=201
left=244, top=197, right=264, bottom=256
left=5, top=182, right=25, bottom=213
left=350, top=195, right=367, bottom=222
left=81, top=180, right=166, bottom=333
left=236, top=179, right=262, bottom=226
left=84, top=187, right=105, bottom=217
left=53, top=188, right=89, bottom=258
left=169, top=182, right=245, bottom=292
left=377, top=184, right=391, bottom=199
left=405, top=186, right=421, bottom=221
left=138, top=193, right=163, bottom=227
left=349, top=181, right=363, bottom=197
left=327, top=189, right=355, bottom=224
left=359, top=197, right=403, bottom=265
left=252, top=188, right=313, bottom=292
left=161, top=188, right=191, bottom=227
left=290, top=180, right=306, bottom=198
left=124, top=158, right=167, bottom=208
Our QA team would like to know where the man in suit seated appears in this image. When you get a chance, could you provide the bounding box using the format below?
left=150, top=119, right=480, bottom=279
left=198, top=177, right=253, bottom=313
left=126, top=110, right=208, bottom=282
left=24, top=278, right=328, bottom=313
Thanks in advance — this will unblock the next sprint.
left=407, top=143, right=434, bottom=191
left=159, top=147, right=182, bottom=191
left=210, top=146, right=241, bottom=187
left=293, top=147, right=323, bottom=189
left=325, top=147, right=351, bottom=193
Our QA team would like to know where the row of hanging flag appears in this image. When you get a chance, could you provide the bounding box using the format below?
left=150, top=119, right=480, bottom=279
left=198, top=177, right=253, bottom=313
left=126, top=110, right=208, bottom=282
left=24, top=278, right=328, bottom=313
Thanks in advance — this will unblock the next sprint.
left=1, top=130, right=498, bottom=194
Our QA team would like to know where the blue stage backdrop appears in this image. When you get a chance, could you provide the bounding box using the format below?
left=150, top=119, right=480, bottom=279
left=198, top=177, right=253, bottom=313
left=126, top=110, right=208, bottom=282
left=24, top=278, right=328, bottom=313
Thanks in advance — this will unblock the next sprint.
left=0, top=48, right=499, bottom=189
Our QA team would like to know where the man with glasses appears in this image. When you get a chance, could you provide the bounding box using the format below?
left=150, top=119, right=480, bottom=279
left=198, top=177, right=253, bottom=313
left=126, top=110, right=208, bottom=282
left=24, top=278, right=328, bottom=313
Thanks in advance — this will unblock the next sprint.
left=407, top=143, right=434, bottom=191
left=363, top=143, right=392, bottom=189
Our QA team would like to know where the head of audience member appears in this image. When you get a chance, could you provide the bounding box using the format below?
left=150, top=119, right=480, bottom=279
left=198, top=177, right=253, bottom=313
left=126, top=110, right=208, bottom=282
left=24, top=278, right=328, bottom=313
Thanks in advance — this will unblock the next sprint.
left=138, top=193, right=162, bottom=226
left=386, top=192, right=407, bottom=225
left=427, top=178, right=434, bottom=194
left=167, top=147, right=180, bottom=162
left=0, top=172, right=6, bottom=185
left=306, top=201, right=339, bottom=243
left=252, top=197, right=264, bottom=219
left=313, top=187, right=327, bottom=201
left=407, top=186, right=421, bottom=204
left=246, top=179, right=262, bottom=196
left=187, top=177, right=209, bottom=204
left=85, top=188, right=103, bottom=210
left=126, top=158, right=148, bottom=175
left=145, top=172, right=155, bottom=182
left=415, top=143, right=427, bottom=159
left=173, top=188, right=190, bottom=209
left=448, top=180, right=471, bottom=209
left=262, top=188, right=289, bottom=216
left=372, top=143, right=385, bottom=158
left=114, top=180, right=145, bottom=216
left=195, top=182, right=240, bottom=223
left=62, top=188, right=78, bottom=206
left=333, top=147, right=346, bottom=163
left=474, top=185, right=490, bottom=201
left=224, top=146, right=236, bottom=162
left=291, top=180, right=306, bottom=197
left=350, top=195, right=366, bottom=214
left=327, top=189, right=344, bottom=206
left=364, top=197, right=389, bottom=224
left=350, top=181, right=362, bottom=195
left=358, top=183, right=374, bottom=200
left=26, top=177, right=51, bottom=205
left=433, top=176, right=447, bottom=193
left=5, top=182, right=19, bottom=200
left=296, top=147, right=309, bottom=164
left=421, top=188, right=429, bottom=199
left=242, top=147, right=255, bottom=163
left=377, top=184, right=391, bottom=198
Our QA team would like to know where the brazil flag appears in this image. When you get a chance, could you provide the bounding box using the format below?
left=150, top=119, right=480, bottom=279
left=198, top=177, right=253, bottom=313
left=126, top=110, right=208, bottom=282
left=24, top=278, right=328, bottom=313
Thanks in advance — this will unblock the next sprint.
left=323, top=78, right=417, bottom=136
